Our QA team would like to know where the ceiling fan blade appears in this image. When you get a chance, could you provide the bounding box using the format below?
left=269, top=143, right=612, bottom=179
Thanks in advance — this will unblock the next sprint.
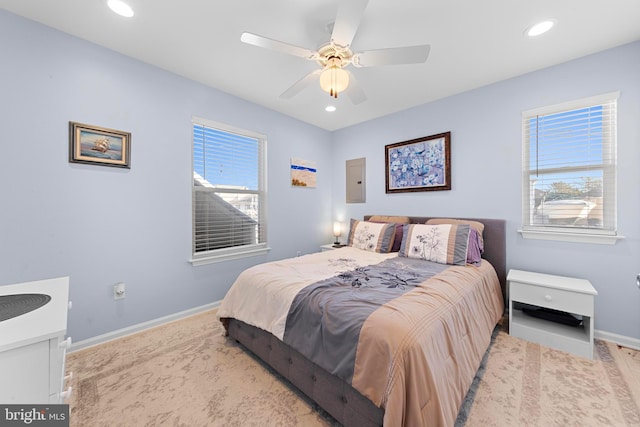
left=331, top=0, right=369, bottom=48
left=241, top=32, right=318, bottom=60
left=345, top=70, right=367, bottom=105
left=352, top=44, right=431, bottom=67
left=279, top=69, right=322, bottom=99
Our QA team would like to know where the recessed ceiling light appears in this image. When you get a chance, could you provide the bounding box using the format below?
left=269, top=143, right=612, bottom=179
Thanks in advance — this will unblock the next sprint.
left=107, top=0, right=134, bottom=18
left=325, top=105, right=336, bottom=112
left=526, top=19, right=556, bottom=37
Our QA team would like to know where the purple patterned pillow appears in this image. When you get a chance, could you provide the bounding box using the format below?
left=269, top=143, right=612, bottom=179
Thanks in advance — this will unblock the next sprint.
left=467, top=228, right=484, bottom=264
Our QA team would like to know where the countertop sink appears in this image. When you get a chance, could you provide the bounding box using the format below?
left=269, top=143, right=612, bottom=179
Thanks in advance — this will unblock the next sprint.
left=0, top=293, right=51, bottom=322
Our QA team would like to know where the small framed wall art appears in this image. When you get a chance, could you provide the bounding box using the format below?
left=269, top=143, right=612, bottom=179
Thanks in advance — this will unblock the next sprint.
left=290, top=157, right=317, bottom=188
left=69, top=121, right=131, bottom=168
left=385, top=131, right=451, bottom=193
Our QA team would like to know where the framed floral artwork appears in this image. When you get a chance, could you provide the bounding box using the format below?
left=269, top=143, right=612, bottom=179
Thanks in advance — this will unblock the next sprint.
left=69, top=121, right=131, bottom=168
left=385, top=131, right=451, bottom=193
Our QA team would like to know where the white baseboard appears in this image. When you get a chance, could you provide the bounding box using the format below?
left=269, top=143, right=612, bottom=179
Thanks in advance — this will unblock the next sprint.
left=595, top=329, right=640, bottom=351
left=69, top=304, right=640, bottom=354
left=69, top=301, right=221, bottom=352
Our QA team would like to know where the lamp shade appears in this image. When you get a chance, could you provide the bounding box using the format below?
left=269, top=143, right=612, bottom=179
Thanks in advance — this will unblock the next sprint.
left=333, top=221, right=342, bottom=237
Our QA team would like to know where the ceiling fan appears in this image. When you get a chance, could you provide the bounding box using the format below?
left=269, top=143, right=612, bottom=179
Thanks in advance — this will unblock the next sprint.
left=240, top=0, right=431, bottom=104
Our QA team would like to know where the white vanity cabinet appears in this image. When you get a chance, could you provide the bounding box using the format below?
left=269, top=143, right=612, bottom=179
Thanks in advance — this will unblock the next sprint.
left=0, top=277, right=72, bottom=403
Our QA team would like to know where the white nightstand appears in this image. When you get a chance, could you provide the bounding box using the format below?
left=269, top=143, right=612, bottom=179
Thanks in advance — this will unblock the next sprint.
left=320, top=244, right=345, bottom=252
left=508, top=269, right=597, bottom=359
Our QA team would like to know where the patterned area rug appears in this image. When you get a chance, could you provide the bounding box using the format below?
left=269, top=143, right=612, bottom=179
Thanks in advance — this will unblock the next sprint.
left=67, top=310, right=336, bottom=427
left=464, top=329, right=640, bottom=426
left=66, top=309, right=640, bottom=426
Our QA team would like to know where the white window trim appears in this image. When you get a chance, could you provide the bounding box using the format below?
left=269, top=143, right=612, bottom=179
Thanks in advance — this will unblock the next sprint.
left=522, top=91, right=619, bottom=118
left=189, top=244, right=271, bottom=266
left=190, top=116, right=269, bottom=264
left=520, top=91, right=621, bottom=245
left=518, top=228, right=624, bottom=245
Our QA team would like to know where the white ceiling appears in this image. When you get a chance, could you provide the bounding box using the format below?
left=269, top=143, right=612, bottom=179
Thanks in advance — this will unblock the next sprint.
left=2, top=0, right=639, bottom=131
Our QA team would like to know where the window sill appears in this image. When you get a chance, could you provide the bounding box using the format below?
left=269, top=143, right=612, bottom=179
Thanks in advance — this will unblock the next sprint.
left=518, top=229, right=624, bottom=245
left=190, top=246, right=271, bottom=266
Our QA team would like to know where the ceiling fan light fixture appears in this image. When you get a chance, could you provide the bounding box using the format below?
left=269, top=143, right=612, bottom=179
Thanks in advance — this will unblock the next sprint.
left=319, top=57, right=349, bottom=98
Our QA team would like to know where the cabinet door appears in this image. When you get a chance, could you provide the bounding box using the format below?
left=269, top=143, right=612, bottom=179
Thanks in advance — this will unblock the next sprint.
left=0, top=340, right=50, bottom=403
left=49, top=335, right=69, bottom=399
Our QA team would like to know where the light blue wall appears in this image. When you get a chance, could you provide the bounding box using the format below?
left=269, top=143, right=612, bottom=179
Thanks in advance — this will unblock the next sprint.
left=332, top=41, right=640, bottom=341
left=0, top=10, right=333, bottom=342
left=2, top=9, right=639, bottom=344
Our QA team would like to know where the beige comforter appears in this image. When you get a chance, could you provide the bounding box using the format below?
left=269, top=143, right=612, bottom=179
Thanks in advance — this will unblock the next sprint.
left=218, top=248, right=504, bottom=426
left=354, top=260, right=503, bottom=426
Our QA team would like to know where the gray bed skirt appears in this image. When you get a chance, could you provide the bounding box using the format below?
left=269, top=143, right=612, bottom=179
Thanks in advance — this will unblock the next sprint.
left=223, top=317, right=384, bottom=426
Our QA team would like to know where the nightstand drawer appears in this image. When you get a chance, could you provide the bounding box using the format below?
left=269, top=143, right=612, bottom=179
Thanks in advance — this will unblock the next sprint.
left=510, top=281, right=593, bottom=316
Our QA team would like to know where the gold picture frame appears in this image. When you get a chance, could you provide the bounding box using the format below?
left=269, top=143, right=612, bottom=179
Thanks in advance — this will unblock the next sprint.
left=69, top=121, right=131, bottom=169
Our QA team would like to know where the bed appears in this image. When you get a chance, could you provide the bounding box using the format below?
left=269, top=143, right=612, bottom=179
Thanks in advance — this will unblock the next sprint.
left=218, top=216, right=506, bottom=427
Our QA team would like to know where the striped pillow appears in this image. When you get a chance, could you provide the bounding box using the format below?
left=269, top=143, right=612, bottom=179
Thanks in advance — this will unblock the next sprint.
left=368, top=215, right=411, bottom=252
left=399, top=223, right=470, bottom=265
left=347, top=219, right=396, bottom=253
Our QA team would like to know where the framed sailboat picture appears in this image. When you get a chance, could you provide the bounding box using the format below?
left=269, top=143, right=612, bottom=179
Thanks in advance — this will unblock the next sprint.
left=69, top=122, right=131, bottom=168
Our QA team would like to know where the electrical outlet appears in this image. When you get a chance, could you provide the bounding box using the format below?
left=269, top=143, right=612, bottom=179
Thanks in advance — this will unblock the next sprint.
left=113, top=282, right=126, bottom=300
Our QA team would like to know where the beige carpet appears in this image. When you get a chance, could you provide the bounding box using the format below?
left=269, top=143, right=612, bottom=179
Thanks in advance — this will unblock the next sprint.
left=464, top=329, right=640, bottom=426
left=66, top=309, right=640, bottom=426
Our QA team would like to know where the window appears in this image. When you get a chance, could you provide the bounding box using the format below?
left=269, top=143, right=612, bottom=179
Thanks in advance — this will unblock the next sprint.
left=520, top=92, right=620, bottom=244
left=191, top=117, right=268, bottom=264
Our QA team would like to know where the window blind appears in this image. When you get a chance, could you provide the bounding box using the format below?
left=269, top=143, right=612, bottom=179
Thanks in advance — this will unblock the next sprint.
left=521, top=92, right=618, bottom=235
left=192, top=118, right=267, bottom=257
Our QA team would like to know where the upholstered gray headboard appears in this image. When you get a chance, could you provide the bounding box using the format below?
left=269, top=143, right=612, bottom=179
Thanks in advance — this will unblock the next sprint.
left=364, top=215, right=507, bottom=302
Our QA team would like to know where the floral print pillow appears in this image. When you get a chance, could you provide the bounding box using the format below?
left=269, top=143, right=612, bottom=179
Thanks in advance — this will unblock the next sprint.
left=399, top=223, right=470, bottom=265
left=347, top=219, right=396, bottom=253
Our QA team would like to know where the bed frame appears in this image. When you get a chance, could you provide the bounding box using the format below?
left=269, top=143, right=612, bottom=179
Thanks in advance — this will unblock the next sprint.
left=222, top=216, right=506, bottom=426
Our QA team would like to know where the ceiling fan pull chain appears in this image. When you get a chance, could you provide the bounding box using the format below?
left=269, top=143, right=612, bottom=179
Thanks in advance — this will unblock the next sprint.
left=331, top=65, right=339, bottom=98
